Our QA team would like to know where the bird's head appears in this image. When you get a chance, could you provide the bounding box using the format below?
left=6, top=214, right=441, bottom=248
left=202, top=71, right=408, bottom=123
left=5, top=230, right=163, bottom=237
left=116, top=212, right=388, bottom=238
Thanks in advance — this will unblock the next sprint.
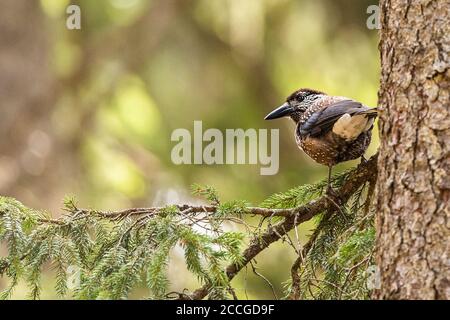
left=265, top=88, right=325, bottom=123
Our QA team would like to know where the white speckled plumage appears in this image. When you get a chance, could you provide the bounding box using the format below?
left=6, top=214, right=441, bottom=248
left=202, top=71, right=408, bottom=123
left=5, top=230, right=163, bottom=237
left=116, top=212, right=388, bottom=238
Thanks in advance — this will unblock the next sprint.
left=266, top=89, right=378, bottom=167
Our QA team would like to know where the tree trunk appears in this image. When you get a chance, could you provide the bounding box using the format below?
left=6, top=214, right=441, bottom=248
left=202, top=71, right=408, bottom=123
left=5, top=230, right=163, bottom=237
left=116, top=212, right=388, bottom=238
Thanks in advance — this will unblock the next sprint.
left=376, top=0, right=449, bottom=299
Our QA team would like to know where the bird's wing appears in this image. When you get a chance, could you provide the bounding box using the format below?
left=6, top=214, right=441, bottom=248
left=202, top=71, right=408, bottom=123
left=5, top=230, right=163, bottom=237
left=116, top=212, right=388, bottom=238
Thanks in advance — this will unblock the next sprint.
left=299, top=100, right=375, bottom=137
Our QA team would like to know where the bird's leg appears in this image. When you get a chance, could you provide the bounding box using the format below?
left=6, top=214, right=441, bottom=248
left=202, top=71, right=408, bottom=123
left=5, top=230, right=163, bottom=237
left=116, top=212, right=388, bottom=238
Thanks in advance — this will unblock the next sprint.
left=326, top=165, right=341, bottom=201
left=326, top=165, right=335, bottom=195
left=325, top=165, right=346, bottom=218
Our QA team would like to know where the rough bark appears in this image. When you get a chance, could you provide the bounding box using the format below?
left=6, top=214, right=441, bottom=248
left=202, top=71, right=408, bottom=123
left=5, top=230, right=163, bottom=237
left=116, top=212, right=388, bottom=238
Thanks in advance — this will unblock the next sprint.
left=376, top=0, right=449, bottom=299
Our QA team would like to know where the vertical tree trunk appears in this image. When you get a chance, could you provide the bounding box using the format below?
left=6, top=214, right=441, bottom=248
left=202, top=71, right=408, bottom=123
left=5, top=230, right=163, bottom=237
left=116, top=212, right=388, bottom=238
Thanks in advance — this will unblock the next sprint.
left=376, top=0, right=449, bottom=299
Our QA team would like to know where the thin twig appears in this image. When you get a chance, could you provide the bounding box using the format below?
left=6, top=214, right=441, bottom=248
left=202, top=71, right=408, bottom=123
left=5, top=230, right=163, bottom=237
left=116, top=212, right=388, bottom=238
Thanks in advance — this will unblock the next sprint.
left=250, top=261, right=278, bottom=300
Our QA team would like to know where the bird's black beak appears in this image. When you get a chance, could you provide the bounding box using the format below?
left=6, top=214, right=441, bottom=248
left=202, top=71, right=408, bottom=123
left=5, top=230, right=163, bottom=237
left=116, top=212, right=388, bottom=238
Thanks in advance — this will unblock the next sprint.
left=264, top=103, right=293, bottom=120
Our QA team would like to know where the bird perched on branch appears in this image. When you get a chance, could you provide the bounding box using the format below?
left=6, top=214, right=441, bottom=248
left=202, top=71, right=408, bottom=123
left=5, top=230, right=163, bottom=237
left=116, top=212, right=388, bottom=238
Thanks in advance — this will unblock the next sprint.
left=265, top=88, right=378, bottom=195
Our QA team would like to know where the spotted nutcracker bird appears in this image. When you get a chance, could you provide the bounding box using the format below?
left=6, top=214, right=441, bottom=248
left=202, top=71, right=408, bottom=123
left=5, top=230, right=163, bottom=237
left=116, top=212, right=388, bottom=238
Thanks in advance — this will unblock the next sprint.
left=265, top=88, right=378, bottom=194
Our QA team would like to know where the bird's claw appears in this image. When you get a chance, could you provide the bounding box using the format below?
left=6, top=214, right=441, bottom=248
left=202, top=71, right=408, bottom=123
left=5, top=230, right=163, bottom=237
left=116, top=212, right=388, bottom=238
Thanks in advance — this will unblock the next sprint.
left=325, top=187, right=348, bottom=221
left=326, top=186, right=341, bottom=204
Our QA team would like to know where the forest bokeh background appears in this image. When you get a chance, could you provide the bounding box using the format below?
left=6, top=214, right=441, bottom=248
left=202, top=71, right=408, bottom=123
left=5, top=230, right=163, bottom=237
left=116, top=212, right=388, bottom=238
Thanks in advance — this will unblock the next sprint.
left=0, top=0, right=379, bottom=299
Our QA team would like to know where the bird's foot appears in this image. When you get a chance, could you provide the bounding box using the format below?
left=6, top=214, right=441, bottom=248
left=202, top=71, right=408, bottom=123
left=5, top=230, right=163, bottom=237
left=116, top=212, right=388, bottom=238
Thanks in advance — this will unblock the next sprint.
left=326, top=185, right=338, bottom=198
left=325, top=187, right=348, bottom=221
left=325, top=186, right=342, bottom=205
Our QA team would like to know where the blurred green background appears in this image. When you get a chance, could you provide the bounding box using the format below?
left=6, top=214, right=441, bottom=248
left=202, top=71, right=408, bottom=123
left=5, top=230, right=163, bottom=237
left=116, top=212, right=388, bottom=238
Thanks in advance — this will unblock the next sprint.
left=0, top=0, right=379, bottom=299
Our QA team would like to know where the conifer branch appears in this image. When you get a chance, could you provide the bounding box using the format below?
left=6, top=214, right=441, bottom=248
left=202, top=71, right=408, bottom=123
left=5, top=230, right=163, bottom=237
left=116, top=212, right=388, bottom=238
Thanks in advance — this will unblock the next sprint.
left=68, top=205, right=294, bottom=220
left=0, top=154, right=377, bottom=300
left=289, top=212, right=328, bottom=300
left=185, top=154, right=378, bottom=300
